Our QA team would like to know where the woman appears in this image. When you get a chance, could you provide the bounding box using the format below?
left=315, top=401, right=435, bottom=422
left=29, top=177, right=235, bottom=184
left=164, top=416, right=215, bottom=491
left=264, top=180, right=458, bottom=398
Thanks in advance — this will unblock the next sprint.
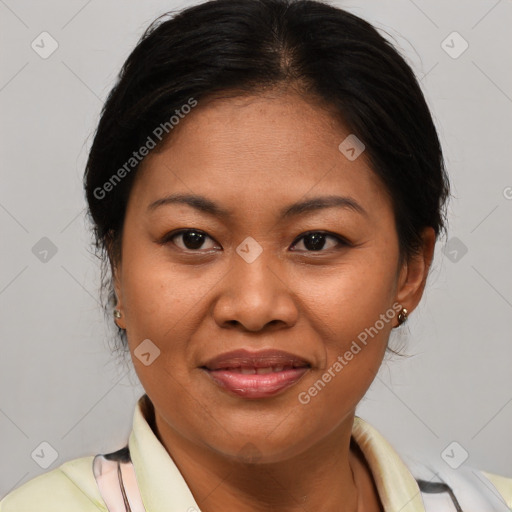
left=1, top=0, right=510, bottom=510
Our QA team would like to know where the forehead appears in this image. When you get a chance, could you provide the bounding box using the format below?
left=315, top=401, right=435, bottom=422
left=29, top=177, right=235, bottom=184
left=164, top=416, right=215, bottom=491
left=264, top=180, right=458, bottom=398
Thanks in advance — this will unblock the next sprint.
left=129, top=91, right=391, bottom=221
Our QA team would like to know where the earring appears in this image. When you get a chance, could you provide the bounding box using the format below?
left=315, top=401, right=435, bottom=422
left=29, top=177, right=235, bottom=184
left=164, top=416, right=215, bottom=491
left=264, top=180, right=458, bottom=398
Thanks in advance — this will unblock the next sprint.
left=396, top=307, right=408, bottom=327
left=113, top=309, right=122, bottom=319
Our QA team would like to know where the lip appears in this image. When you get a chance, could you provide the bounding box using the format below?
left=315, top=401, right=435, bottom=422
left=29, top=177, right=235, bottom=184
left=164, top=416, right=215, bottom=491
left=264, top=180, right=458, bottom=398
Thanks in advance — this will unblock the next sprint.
left=202, top=348, right=311, bottom=370
left=201, top=349, right=311, bottom=399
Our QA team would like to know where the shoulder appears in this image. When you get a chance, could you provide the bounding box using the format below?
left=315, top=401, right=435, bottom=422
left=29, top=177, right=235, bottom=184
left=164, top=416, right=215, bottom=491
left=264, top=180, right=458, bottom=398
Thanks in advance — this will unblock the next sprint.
left=353, top=416, right=512, bottom=510
left=482, top=470, right=512, bottom=507
left=0, top=456, right=106, bottom=512
left=409, top=456, right=512, bottom=511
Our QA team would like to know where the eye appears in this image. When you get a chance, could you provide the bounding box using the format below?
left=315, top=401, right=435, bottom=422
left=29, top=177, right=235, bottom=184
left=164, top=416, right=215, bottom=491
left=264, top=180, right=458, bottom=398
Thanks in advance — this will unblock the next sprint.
left=162, top=229, right=220, bottom=251
left=290, top=231, right=348, bottom=252
left=160, top=229, right=349, bottom=253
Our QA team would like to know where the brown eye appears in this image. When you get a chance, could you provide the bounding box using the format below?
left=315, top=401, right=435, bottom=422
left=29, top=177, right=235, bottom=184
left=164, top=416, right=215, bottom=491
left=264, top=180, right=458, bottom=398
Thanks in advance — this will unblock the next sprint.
left=164, top=229, right=220, bottom=251
left=291, top=232, right=348, bottom=252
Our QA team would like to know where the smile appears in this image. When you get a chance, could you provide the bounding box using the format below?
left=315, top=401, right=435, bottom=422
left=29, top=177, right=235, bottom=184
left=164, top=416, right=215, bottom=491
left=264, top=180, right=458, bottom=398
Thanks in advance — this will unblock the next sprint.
left=202, top=366, right=309, bottom=399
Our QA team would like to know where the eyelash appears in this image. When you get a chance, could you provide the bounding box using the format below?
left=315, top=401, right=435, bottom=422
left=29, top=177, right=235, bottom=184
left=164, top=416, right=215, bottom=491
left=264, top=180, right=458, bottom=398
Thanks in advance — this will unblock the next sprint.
left=159, top=229, right=351, bottom=253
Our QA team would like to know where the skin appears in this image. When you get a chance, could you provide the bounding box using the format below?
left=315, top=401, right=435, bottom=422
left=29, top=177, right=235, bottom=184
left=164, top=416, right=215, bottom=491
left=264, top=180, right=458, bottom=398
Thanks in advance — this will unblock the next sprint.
left=112, top=88, right=436, bottom=512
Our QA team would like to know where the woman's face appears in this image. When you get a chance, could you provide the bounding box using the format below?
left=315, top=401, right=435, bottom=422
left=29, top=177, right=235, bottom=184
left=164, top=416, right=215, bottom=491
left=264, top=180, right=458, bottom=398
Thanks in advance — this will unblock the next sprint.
left=114, top=90, right=432, bottom=462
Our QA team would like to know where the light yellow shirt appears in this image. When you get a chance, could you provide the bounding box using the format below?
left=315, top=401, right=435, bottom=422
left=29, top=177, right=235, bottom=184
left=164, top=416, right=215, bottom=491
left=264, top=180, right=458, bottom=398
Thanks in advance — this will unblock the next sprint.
left=1, top=394, right=511, bottom=511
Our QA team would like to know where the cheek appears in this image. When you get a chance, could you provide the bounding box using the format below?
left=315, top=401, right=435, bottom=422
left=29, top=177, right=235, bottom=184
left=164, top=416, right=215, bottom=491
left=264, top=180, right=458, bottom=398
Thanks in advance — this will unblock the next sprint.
left=118, top=244, right=229, bottom=391
left=293, top=246, right=398, bottom=340
left=119, top=245, right=202, bottom=333
left=294, top=284, right=395, bottom=432
left=291, top=249, right=397, bottom=403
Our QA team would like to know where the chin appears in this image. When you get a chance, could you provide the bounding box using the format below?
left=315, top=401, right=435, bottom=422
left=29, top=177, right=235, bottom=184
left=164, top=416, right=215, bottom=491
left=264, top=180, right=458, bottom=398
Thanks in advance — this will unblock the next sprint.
left=203, top=429, right=315, bottom=465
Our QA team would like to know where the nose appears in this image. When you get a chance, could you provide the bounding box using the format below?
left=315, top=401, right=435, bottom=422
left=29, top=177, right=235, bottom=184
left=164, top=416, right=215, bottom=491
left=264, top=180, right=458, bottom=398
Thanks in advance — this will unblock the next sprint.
left=211, top=250, right=299, bottom=332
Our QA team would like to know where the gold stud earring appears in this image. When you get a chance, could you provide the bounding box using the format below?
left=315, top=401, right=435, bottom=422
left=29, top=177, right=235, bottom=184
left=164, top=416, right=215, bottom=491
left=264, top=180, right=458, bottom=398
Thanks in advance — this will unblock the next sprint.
left=396, top=307, right=408, bottom=327
left=113, top=309, right=122, bottom=319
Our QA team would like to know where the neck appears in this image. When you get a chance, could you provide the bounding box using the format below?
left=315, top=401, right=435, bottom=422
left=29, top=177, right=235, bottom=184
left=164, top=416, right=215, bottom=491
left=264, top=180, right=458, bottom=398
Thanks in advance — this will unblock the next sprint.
left=152, top=408, right=375, bottom=512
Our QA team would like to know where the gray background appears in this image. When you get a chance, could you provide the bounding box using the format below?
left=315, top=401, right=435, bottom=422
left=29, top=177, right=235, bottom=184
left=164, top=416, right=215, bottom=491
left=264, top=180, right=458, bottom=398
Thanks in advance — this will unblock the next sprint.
left=1, top=0, right=511, bottom=498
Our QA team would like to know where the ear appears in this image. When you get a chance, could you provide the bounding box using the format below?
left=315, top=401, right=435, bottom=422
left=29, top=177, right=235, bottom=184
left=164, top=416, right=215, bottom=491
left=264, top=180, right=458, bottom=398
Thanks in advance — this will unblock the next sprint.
left=112, top=260, right=127, bottom=330
left=395, top=227, right=436, bottom=316
left=107, top=232, right=126, bottom=330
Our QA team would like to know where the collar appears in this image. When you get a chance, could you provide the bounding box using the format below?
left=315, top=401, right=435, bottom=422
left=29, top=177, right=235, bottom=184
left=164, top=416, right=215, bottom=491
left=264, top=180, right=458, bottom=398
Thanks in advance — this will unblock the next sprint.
left=129, top=394, right=425, bottom=512
left=352, top=416, right=425, bottom=511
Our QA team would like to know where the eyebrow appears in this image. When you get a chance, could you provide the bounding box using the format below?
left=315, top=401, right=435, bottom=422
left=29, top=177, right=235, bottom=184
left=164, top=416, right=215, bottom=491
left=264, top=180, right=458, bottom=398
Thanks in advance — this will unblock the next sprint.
left=147, top=193, right=367, bottom=219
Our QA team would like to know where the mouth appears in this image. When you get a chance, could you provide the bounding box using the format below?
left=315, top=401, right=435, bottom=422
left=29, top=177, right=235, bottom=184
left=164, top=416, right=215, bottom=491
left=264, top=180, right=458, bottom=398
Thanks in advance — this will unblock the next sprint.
left=200, top=349, right=311, bottom=399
